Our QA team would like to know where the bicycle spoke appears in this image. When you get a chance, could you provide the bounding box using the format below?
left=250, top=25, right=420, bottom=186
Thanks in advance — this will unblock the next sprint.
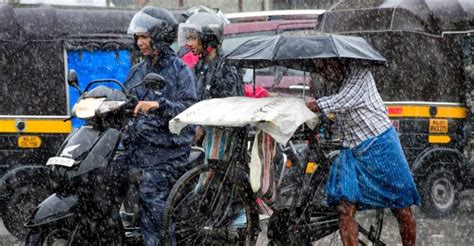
left=175, top=227, right=199, bottom=242
left=174, top=215, right=206, bottom=227
left=171, top=188, right=200, bottom=213
left=162, top=163, right=259, bottom=245
left=178, top=230, right=201, bottom=244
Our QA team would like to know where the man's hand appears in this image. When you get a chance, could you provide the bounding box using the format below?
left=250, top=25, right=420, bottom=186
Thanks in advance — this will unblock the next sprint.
left=134, top=101, right=159, bottom=115
left=305, top=97, right=320, bottom=113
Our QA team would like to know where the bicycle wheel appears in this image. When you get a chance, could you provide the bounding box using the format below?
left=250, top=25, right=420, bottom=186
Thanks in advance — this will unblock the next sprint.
left=269, top=178, right=385, bottom=245
left=312, top=208, right=385, bottom=246
left=160, top=164, right=259, bottom=245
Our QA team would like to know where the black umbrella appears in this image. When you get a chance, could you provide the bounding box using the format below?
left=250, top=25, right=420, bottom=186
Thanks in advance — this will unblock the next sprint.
left=226, top=34, right=386, bottom=71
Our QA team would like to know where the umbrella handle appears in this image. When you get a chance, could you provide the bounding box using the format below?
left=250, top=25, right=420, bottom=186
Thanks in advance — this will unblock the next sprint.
left=253, top=68, right=256, bottom=95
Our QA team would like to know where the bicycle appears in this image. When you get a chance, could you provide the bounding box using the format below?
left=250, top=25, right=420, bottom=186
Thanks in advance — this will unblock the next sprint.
left=161, top=116, right=385, bottom=245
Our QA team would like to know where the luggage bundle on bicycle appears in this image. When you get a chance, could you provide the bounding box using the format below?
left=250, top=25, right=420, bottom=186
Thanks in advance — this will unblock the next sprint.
left=160, top=34, right=388, bottom=245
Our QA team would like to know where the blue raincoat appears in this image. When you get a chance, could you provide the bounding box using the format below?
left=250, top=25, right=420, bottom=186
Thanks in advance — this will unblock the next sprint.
left=124, top=46, right=197, bottom=164
left=122, top=46, right=197, bottom=246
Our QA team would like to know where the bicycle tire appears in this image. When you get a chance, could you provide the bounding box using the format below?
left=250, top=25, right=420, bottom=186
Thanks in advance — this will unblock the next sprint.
left=303, top=147, right=385, bottom=245
left=310, top=208, right=384, bottom=246
left=300, top=181, right=385, bottom=245
left=268, top=158, right=385, bottom=245
left=160, top=165, right=259, bottom=245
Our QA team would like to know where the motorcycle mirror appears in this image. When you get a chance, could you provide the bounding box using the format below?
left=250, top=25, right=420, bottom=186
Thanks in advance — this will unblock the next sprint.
left=68, top=69, right=78, bottom=86
left=142, top=73, right=166, bottom=91
left=68, top=69, right=83, bottom=94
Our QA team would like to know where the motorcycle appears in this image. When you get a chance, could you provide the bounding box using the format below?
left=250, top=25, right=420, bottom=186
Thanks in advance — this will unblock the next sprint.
left=24, top=71, right=204, bottom=245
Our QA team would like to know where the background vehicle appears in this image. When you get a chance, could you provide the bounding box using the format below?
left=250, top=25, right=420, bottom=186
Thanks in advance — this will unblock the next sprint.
left=316, top=0, right=474, bottom=218
left=225, top=9, right=324, bottom=23
left=0, top=3, right=137, bottom=239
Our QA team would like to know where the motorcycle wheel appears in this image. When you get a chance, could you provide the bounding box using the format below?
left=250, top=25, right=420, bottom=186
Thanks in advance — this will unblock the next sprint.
left=3, top=184, right=50, bottom=240
left=25, top=226, right=73, bottom=246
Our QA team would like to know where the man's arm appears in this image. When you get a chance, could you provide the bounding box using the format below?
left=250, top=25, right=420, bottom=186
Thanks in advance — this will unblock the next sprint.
left=315, top=71, right=368, bottom=114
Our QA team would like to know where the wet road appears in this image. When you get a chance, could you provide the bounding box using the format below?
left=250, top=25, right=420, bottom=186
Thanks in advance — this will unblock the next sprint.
left=380, top=189, right=473, bottom=246
left=1, top=190, right=472, bottom=245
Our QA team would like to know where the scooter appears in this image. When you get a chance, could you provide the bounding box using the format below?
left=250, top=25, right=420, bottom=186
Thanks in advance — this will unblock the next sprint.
left=24, top=72, right=203, bottom=245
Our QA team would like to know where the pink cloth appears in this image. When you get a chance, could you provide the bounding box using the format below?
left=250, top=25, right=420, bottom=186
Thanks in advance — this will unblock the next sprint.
left=182, top=51, right=200, bottom=68
left=245, top=84, right=269, bottom=98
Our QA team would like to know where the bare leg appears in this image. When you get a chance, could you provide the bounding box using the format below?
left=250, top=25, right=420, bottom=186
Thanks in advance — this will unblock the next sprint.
left=336, top=200, right=358, bottom=246
left=391, top=207, right=416, bottom=246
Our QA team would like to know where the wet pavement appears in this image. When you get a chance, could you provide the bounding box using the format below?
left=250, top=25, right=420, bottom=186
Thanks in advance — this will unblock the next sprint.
left=1, top=190, right=472, bottom=245
left=379, top=189, right=473, bottom=246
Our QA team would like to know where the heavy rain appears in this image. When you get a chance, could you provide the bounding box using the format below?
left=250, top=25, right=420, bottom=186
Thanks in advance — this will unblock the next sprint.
left=0, top=0, right=473, bottom=245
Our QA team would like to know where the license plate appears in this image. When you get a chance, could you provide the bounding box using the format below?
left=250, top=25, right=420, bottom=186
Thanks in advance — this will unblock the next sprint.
left=429, top=119, right=448, bottom=133
left=46, top=157, right=75, bottom=167
left=18, top=136, right=42, bottom=148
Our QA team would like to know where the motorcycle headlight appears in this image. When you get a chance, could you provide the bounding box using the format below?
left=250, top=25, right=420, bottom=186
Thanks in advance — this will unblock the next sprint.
left=73, top=99, right=127, bottom=118
left=97, top=101, right=127, bottom=115
left=72, top=98, right=106, bottom=119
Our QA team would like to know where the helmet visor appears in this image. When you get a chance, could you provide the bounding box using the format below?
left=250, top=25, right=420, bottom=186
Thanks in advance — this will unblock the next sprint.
left=177, top=23, right=202, bottom=47
left=127, top=11, right=165, bottom=35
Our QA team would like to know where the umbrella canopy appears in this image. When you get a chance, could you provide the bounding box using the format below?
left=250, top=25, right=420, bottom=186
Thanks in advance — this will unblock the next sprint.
left=320, top=0, right=474, bottom=36
left=226, top=34, right=386, bottom=71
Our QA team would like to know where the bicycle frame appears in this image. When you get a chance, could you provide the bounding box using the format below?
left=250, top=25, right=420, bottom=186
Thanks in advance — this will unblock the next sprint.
left=205, top=125, right=338, bottom=240
left=161, top=123, right=385, bottom=245
left=227, top=125, right=384, bottom=244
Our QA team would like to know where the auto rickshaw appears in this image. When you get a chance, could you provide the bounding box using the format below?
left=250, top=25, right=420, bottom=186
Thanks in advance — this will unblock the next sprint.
left=314, top=0, right=474, bottom=218
left=0, top=4, right=137, bottom=239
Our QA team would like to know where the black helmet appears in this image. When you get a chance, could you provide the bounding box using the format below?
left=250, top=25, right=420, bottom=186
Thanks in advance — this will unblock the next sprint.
left=128, top=6, right=178, bottom=50
left=178, top=12, right=225, bottom=49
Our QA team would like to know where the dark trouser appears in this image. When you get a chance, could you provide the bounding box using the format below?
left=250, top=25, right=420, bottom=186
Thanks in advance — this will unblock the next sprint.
left=137, top=168, right=179, bottom=246
left=113, top=145, right=190, bottom=245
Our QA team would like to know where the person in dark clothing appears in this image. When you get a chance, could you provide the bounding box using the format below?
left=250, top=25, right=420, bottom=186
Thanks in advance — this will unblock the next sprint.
left=121, top=6, right=197, bottom=245
left=176, top=5, right=229, bottom=69
left=179, top=12, right=243, bottom=101
left=178, top=12, right=243, bottom=149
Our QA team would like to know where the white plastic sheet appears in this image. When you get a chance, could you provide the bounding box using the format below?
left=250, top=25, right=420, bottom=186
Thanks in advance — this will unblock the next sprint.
left=169, top=96, right=318, bottom=144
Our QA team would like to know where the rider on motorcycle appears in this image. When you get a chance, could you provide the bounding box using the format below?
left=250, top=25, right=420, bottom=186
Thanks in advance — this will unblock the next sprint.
left=121, top=6, right=197, bottom=245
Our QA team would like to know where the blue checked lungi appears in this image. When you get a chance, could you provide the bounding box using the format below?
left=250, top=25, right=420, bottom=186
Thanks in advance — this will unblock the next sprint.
left=326, top=127, right=420, bottom=209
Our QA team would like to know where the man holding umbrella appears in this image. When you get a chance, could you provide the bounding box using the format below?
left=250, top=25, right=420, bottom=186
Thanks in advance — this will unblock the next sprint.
left=305, top=59, right=420, bottom=246
left=226, top=34, right=420, bottom=245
